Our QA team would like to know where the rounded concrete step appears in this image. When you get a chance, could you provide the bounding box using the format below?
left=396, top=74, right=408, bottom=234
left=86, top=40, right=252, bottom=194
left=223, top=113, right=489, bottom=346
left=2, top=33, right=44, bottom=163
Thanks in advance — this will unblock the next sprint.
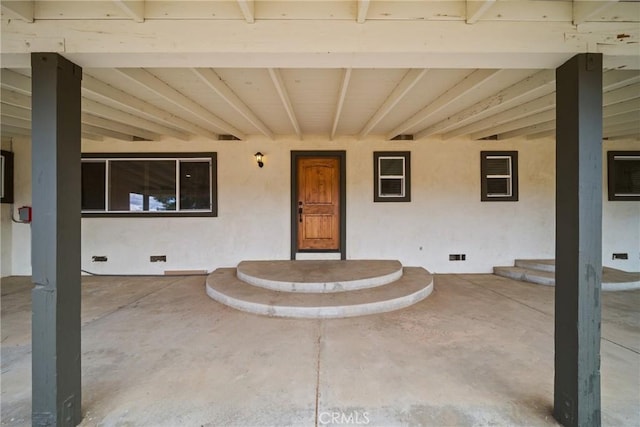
left=206, top=267, right=433, bottom=319
left=514, top=259, right=556, bottom=273
left=236, top=260, right=403, bottom=293
left=494, top=266, right=640, bottom=291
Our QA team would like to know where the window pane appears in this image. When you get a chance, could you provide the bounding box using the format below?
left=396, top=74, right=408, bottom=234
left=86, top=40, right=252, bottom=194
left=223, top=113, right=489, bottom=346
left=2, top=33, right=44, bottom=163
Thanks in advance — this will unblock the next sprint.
left=180, top=161, right=211, bottom=210
left=81, top=162, right=106, bottom=210
left=487, top=178, right=510, bottom=196
left=109, top=160, right=176, bottom=211
left=380, top=158, right=404, bottom=176
left=614, top=158, right=640, bottom=195
left=380, top=178, right=404, bottom=196
left=485, top=157, right=510, bottom=176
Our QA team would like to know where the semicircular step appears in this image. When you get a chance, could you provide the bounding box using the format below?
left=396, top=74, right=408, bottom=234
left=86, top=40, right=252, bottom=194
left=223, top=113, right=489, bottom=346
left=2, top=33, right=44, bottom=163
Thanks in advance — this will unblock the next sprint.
left=236, top=260, right=403, bottom=293
left=206, top=267, right=433, bottom=319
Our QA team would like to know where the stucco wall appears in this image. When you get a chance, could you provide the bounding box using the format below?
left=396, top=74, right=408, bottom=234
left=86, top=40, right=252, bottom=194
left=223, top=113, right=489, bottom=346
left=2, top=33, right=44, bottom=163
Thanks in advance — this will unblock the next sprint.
left=3, top=135, right=639, bottom=276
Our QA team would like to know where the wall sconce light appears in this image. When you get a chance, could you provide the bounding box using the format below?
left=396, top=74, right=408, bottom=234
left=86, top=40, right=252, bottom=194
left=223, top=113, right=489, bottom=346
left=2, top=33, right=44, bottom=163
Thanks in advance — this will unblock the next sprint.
left=255, top=152, right=264, bottom=168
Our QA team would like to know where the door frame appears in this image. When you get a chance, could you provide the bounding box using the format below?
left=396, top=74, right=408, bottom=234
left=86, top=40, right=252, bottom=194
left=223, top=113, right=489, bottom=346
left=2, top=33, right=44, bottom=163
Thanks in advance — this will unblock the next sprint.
left=291, top=150, right=346, bottom=260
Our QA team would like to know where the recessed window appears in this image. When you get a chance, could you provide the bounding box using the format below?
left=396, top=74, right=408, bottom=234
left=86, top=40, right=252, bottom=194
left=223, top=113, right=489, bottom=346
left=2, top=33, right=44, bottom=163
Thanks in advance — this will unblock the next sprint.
left=81, top=153, right=217, bottom=217
left=0, top=150, right=14, bottom=204
left=608, top=151, right=640, bottom=201
left=374, top=151, right=411, bottom=202
left=481, top=151, right=518, bottom=202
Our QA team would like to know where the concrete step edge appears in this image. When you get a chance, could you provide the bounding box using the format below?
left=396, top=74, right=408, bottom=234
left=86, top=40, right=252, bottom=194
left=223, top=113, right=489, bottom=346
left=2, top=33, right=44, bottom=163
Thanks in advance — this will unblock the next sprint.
left=206, top=267, right=434, bottom=319
left=236, top=260, right=404, bottom=293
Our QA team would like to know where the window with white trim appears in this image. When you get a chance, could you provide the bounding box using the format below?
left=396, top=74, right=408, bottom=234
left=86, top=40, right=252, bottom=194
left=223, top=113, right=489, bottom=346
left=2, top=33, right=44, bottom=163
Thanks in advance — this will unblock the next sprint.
left=481, top=151, right=518, bottom=202
left=81, top=153, right=217, bottom=216
left=608, top=151, right=640, bottom=201
left=374, top=151, right=411, bottom=202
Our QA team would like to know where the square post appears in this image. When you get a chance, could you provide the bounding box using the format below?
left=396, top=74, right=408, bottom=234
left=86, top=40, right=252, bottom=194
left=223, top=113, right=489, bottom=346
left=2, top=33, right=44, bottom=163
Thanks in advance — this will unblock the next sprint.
left=554, top=53, right=603, bottom=427
left=31, top=53, right=83, bottom=426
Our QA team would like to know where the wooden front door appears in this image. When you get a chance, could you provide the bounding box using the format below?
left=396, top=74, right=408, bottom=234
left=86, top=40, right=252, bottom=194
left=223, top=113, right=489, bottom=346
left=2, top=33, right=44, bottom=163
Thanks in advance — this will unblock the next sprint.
left=296, top=157, right=340, bottom=251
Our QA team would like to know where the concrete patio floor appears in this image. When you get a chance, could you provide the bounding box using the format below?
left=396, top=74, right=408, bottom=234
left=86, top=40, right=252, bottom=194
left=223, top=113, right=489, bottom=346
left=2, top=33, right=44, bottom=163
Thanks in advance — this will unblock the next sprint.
left=1, top=274, right=638, bottom=426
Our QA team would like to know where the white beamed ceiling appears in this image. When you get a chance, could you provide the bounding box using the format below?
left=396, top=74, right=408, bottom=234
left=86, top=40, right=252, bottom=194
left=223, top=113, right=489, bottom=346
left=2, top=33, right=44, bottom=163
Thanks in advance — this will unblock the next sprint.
left=1, top=0, right=639, bottom=141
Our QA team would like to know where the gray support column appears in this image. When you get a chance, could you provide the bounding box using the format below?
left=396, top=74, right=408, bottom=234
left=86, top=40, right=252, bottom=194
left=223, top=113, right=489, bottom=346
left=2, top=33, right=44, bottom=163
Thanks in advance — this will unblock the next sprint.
left=554, top=53, right=603, bottom=427
left=31, top=53, right=83, bottom=426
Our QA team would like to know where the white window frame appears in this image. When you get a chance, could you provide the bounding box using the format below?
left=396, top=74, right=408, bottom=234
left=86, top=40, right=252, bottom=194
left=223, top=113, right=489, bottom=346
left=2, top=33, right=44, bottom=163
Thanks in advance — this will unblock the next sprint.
left=481, top=151, right=518, bottom=202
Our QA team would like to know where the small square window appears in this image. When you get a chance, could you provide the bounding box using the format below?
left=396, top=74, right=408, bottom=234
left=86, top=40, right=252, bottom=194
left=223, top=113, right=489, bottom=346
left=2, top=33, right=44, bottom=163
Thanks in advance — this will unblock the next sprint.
left=481, top=151, right=518, bottom=202
left=374, top=152, right=411, bottom=202
left=608, top=151, right=640, bottom=201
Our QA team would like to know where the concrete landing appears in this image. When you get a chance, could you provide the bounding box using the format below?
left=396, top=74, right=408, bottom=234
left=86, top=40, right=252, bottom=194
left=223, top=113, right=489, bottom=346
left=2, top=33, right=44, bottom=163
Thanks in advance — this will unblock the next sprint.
left=207, top=267, right=433, bottom=319
left=494, top=259, right=640, bottom=291
left=237, top=259, right=403, bottom=293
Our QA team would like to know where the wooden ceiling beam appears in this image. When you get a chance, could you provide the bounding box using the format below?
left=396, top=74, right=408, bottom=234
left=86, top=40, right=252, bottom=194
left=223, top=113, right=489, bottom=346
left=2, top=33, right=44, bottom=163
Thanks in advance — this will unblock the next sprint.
left=113, top=0, right=145, bottom=22
left=414, top=69, right=556, bottom=139
left=0, top=69, right=31, bottom=95
left=466, top=0, right=497, bottom=24
left=237, top=0, right=255, bottom=23
left=0, top=1, right=34, bottom=22
left=497, top=120, right=556, bottom=140
left=359, top=68, right=428, bottom=139
left=82, top=124, right=136, bottom=141
left=471, top=110, right=556, bottom=140
left=357, top=0, right=370, bottom=23
left=331, top=68, right=352, bottom=140
left=83, top=74, right=215, bottom=139
left=268, top=68, right=302, bottom=139
left=388, top=69, right=500, bottom=139
left=192, top=68, right=273, bottom=139
left=81, top=113, right=160, bottom=141
left=573, top=0, right=619, bottom=25
left=82, top=98, right=190, bottom=140
left=117, top=68, right=245, bottom=139
left=444, top=93, right=556, bottom=140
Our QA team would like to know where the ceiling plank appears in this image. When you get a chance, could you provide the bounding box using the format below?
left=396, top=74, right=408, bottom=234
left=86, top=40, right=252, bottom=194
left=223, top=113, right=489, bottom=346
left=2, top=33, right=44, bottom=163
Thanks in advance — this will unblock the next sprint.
left=471, top=110, right=556, bottom=140
left=82, top=124, right=136, bottom=141
left=389, top=69, right=501, bottom=139
left=81, top=113, right=160, bottom=141
left=603, top=70, right=640, bottom=92
left=466, top=0, right=496, bottom=24
left=83, top=74, right=215, bottom=139
left=603, top=111, right=640, bottom=128
left=497, top=120, right=556, bottom=140
left=443, top=93, right=556, bottom=139
left=573, top=0, right=619, bottom=25
left=237, top=0, right=255, bottom=23
left=359, top=68, right=428, bottom=139
left=603, top=82, right=640, bottom=105
left=1, top=125, right=31, bottom=137
left=603, top=98, right=640, bottom=117
left=1, top=69, right=31, bottom=95
left=112, top=0, right=145, bottom=22
left=82, top=98, right=189, bottom=140
left=0, top=103, right=30, bottom=120
left=0, top=115, right=30, bottom=129
left=527, top=130, right=555, bottom=140
left=82, top=133, right=104, bottom=141
left=116, top=69, right=246, bottom=139
left=414, top=69, right=556, bottom=139
left=0, top=1, right=34, bottom=22
left=357, top=0, right=370, bottom=23
left=268, top=68, right=301, bottom=139
left=446, top=70, right=638, bottom=139
left=1, top=88, right=30, bottom=109
left=331, top=68, right=352, bottom=140
left=192, top=68, right=273, bottom=139
left=604, top=122, right=640, bottom=138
